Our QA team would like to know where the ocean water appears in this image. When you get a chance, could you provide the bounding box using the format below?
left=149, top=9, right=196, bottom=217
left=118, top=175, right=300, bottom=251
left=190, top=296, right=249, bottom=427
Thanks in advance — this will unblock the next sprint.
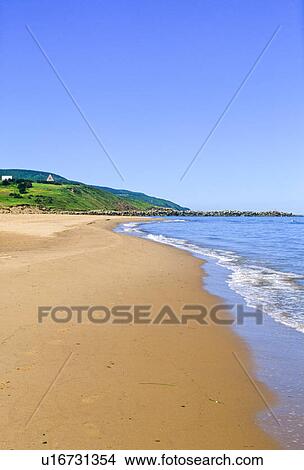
left=116, top=216, right=304, bottom=448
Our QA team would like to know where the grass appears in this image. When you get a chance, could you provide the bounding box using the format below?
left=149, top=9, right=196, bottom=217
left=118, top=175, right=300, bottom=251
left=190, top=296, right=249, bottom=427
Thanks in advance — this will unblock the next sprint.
left=0, top=182, right=153, bottom=211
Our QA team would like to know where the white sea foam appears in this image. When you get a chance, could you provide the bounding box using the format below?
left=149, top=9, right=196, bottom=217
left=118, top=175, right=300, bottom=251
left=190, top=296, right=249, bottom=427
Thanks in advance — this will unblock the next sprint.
left=117, top=222, right=304, bottom=334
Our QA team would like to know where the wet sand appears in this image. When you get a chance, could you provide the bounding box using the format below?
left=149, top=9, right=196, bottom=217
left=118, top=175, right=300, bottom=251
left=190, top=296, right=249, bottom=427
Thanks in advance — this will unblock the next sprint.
left=0, top=214, right=277, bottom=449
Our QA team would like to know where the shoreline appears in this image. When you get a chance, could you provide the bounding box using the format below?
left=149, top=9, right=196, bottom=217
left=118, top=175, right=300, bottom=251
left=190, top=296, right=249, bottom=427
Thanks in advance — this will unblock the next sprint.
left=0, top=214, right=277, bottom=449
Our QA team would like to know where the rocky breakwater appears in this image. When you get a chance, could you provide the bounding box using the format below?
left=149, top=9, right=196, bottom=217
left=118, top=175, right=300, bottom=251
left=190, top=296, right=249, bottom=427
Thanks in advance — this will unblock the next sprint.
left=0, top=206, right=295, bottom=217
left=50, top=209, right=294, bottom=217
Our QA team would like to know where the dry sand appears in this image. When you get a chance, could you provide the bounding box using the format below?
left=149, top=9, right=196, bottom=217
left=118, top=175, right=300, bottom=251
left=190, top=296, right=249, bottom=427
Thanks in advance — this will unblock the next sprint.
left=0, top=214, right=277, bottom=449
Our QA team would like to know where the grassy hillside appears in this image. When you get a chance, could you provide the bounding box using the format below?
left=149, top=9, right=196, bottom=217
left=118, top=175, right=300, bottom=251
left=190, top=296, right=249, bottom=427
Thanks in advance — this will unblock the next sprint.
left=0, top=182, right=152, bottom=211
left=0, top=169, right=188, bottom=210
left=96, top=186, right=189, bottom=211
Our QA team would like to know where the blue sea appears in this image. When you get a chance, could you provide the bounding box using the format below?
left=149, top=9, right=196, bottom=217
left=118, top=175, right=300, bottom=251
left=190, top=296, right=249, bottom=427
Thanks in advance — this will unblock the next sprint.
left=116, top=216, right=304, bottom=448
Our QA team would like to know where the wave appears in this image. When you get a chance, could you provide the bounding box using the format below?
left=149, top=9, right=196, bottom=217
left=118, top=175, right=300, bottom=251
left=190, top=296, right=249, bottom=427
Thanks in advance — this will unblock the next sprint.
left=117, top=222, right=304, bottom=333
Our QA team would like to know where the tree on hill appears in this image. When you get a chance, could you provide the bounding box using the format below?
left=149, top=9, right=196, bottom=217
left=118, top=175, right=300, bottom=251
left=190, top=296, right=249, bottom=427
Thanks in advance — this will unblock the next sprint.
left=17, top=180, right=33, bottom=194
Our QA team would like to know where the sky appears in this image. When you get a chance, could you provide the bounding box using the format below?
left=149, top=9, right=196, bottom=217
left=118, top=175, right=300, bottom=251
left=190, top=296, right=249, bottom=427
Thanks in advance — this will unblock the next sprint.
left=1, top=0, right=303, bottom=212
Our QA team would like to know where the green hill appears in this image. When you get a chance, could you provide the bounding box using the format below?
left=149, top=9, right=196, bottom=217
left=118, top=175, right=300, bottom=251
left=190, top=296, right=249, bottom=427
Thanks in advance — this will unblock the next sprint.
left=95, top=186, right=188, bottom=211
left=0, top=182, right=153, bottom=211
left=0, top=169, right=188, bottom=211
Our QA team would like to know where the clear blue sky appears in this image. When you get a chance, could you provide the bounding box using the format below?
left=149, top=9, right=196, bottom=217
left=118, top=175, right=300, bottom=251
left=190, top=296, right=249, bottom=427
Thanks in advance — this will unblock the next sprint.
left=1, top=0, right=303, bottom=212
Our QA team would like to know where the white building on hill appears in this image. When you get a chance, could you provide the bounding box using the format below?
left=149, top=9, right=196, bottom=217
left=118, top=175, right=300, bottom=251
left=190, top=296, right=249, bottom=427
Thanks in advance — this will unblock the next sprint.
left=1, top=175, right=13, bottom=182
left=47, top=174, right=55, bottom=182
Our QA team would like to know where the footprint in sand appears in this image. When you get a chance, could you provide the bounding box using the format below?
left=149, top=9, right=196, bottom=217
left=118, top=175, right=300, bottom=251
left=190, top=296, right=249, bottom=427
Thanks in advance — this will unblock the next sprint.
left=106, top=361, right=115, bottom=369
left=16, top=366, right=32, bottom=372
left=0, top=381, right=10, bottom=391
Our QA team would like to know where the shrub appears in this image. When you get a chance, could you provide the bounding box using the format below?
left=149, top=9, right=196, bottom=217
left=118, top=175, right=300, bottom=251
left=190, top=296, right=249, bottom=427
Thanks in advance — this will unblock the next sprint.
left=9, top=192, right=22, bottom=199
left=17, top=182, right=28, bottom=194
left=17, top=180, right=32, bottom=194
left=35, top=195, right=54, bottom=205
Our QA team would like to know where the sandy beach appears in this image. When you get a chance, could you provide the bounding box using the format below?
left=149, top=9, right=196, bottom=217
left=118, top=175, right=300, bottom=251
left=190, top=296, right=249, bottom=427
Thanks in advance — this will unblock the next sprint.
left=0, top=214, right=277, bottom=449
